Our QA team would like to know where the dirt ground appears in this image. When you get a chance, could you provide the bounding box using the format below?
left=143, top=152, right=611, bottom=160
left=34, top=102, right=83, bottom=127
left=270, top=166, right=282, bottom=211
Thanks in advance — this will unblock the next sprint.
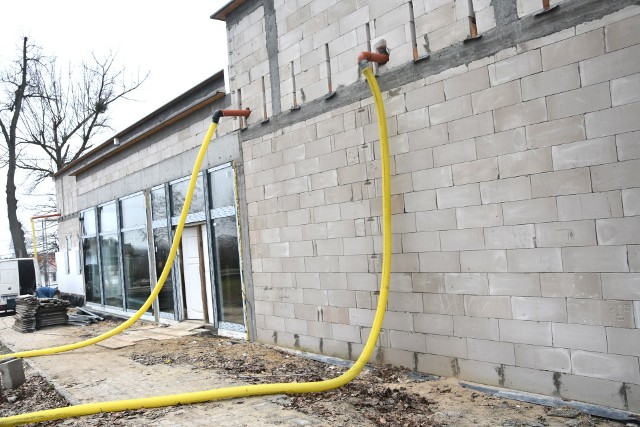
left=0, top=321, right=636, bottom=426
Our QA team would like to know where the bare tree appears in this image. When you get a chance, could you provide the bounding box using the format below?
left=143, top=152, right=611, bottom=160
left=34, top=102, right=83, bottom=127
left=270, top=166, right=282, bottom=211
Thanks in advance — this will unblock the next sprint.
left=0, top=37, right=42, bottom=257
left=0, top=37, right=147, bottom=257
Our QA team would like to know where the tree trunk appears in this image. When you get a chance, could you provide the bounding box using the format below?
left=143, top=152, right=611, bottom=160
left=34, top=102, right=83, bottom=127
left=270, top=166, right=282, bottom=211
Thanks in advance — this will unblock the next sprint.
left=6, top=146, right=27, bottom=258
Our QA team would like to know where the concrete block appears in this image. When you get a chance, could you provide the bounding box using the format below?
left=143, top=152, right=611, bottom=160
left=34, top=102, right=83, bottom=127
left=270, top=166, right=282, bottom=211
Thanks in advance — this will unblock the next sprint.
left=571, top=350, right=640, bottom=384
left=580, top=44, right=640, bottom=86
left=485, top=224, right=535, bottom=250
left=0, top=359, right=25, bottom=390
left=448, top=112, right=494, bottom=143
left=404, top=189, right=437, bottom=212
left=502, top=197, right=558, bottom=225
left=605, top=12, right=640, bottom=52
left=476, top=128, right=527, bottom=159
left=420, top=251, right=461, bottom=272
left=540, top=273, right=602, bottom=299
left=445, top=272, right=489, bottom=295
left=405, top=82, right=445, bottom=112
left=416, top=208, right=457, bottom=231
left=557, top=191, right=623, bottom=221
left=617, top=131, right=640, bottom=161
left=611, top=72, right=640, bottom=107
left=567, top=298, right=635, bottom=328
left=623, top=188, right=640, bottom=216
left=412, top=166, right=453, bottom=192
left=464, top=295, right=512, bottom=318
left=559, top=373, right=627, bottom=411
left=628, top=245, right=640, bottom=273
left=563, top=246, right=629, bottom=273
left=607, top=327, right=640, bottom=357
left=587, top=103, right=640, bottom=141
left=499, top=319, right=552, bottom=346
left=467, top=338, right=515, bottom=365
left=531, top=168, right=591, bottom=198
left=494, top=98, right=548, bottom=132
left=425, top=334, right=467, bottom=358
left=440, top=228, right=484, bottom=251
left=444, top=67, right=490, bottom=100
left=433, top=140, right=476, bottom=168
left=521, top=63, right=581, bottom=101
left=541, top=29, right=605, bottom=71
left=429, top=95, right=473, bottom=125
left=526, top=115, right=586, bottom=149
left=457, top=358, right=503, bottom=388
left=436, top=183, right=481, bottom=209
left=472, top=80, right=521, bottom=115
left=547, top=82, right=611, bottom=121
left=535, top=220, right=597, bottom=247
left=480, top=176, right=531, bottom=204
left=597, top=216, right=640, bottom=245
left=460, top=250, right=507, bottom=273
left=412, top=272, right=445, bottom=293
left=456, top=204, right=502, bottom=229
left=414, top=313, right=454, bottom=335
left=602, top=273, right=640, bottom=300
left=452, top=158, right=499, bottom=185
left=397, top=108, right=430, bottom=133
left=512, top=297, right=567, bottom=322
left=401, top=231, right=440, bottom=253
left=553, top=136, right=617, bottom=171
left=553, top=322, right=608, bottom=353
left=423, top=293, right=465, bottom=315
left=498, top=148, right=552, bottom=178
left=488, top=50, right=542, bottom=86
left=489, top=273, right=540, bottom=296
left=592, top=159, right=640, bottom=192
left=427, top=18, right=470, bottom=53
left=408, top=124, right=449, bottom=151
left=514, top=344, right=571, bottom=373
left=507, top=248, right=562, bottom=273
left=454, top=316, right=499, bottom=340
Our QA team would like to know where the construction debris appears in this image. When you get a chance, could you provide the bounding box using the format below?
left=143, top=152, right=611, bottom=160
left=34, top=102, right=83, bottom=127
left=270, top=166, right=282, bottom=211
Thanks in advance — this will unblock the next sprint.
left=12, top=296, right=38, bottom=333
left=68, top=307, right=103, bottom=326
left=12, top=296, right=69, bottom=333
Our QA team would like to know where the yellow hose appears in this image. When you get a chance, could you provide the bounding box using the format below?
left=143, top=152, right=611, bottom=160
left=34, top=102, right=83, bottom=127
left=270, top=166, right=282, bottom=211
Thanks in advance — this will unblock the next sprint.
left=0, top=66, right=390, bottom=426
left=1, top=123, right=218, bottom=361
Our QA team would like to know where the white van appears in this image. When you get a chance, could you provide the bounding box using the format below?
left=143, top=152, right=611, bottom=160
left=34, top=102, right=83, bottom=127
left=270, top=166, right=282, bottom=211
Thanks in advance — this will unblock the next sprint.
left=0, top=258, right=39, bottom=311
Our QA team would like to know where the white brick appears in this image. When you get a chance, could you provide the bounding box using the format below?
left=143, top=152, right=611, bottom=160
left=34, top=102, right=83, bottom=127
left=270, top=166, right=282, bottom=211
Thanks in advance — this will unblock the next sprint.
left=540, top=273, right=602, bottom=298
left=586, top=102, right=640, bottom=139
left=571, top=350, right=640, bottom=384
left=454, top=317, right=499, bottom=340
left=420, top=251, right=462, bottom=272
left=416, top=209, right=457, bottom=231
left=489, top=273, right=540, bottom=296
left=480, top=176, right=531, bottom=204
left=401, top=231, right=440, bottom=252
left=563, top=246, right=629, bottom=273
left=472, top=80, right=521, bottom=115
left=515, top=344, right=571, bottom=373
left=460, top=250, right=507, bottom=272
left=395, top=148, right=434, bottom=173
left=440, top=228, right=485, bottom=251
left=447, top=112, right=494, bottom=142
left=507, top=248, right=562, bottom=273
left=623, top=189, right=640, bottom=216
left=535, top=220, right=597, bottom=247
left=602, top=273, right=640, bottom=300
left=444, top=67, right=491, bottom=100
left=445, top=272, right=489, bottom=294
left=456, top=204, right=502, bottom=229
left=405, top=82, right=445, bottom=111
left=494, top=98, right=548, bottom=132
left=436, top=183, right=480, bottom=208
left=476, top=128, right=527, bottom=158
left=452, top=158, right=498, bottom=185
left=423, top=293, right=465, bottom=316
left=526, top=116, right=586, bottom=149
left=557, top=191, right=623, bottom=221
left=607, top=327, right=640, bottom=357
left=499, top=319, right=552, bottom=346
left=408, top=124, right=449, bottom=150
left=415, top=2, right=456, bottom=39
left=425, top=334, right=467, bottom=358
left=397, top=108, right=430, bottom=133
left=552, top=136, right=617, bottom=171
left=427, top=18, right=469, bottom=53
left=511, top=297, right=567, bottom=322
left=498, top=148, right=552, bottom=178
left=414, top=313, right=454, bottom=335
left=553, top=323, right=607, bottom=352
left=484, top=225, right=536, bottom=249
left=503, top=197, right=558, bottom=226
left=531, top=168, right=591, bottom=198
left=541, top=29, right=605, bottom=71
left=611, top=73, right=640, bottom=107
left=547, top=82, right=611, bottom=121
left=468, top=338, right=515, bottom=365
left=404, top=189, right=437, bottom=212
left=568, top=298, right=635, bottom=328
left=580, top=44, right=640, bottom=86
left=433, top=139, right=476, bottom=167
left=605, top=12, right=640, bottom=52
left=591, top=159, right=640, bottom=191
left=488, top=50, right=542, bottom=86
left=521, top=64, right=581, bottom=101
left=617, top=131, right=640, bottom=161
left=429, top=95, right=473, bottom=125
left=464, top=295, right=512, bottom=318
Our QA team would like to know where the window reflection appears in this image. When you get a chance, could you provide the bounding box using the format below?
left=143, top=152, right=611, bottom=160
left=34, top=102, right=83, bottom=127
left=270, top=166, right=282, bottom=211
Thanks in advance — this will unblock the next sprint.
left=121, top=195, right=146, bottom=229
left=151, top=187, right=167, bottom=221
left=214, top=216, right=243, bottom=325
left=153, top=227, right=174, bottom=314
left=210, top=167, right=235, bottom=209
left=99, top=203, right=118, bottom=233
left=122, top=229, right=151, bottom=311
left=82, top=210, right=96, bottom=236
left=100, top=234, right=122, bottom=307
left=83, top=237, right=100, bottom=304
left=171, top=176, right=205, bottom=217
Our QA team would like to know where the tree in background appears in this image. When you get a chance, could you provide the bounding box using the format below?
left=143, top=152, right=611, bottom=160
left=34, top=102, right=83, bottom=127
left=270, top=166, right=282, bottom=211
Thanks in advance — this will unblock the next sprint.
left=0, top=37, right=147, bottom=257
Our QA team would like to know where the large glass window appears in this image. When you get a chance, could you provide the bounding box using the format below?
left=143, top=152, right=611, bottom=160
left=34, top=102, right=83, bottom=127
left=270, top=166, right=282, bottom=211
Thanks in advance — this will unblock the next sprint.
left=151, top=185, right=174, bottom=315
left=81, top=209, right=100, bottom=304
left=98, top=202, right=122, bottom=308
left=171, top=175, right=205, bottom=217
left=121, top=194, right=151, bottom=311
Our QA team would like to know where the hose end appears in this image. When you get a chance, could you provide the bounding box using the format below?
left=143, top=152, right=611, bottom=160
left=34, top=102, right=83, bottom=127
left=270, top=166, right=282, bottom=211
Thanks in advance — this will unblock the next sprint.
left=212, top=108, right=252, bottom=124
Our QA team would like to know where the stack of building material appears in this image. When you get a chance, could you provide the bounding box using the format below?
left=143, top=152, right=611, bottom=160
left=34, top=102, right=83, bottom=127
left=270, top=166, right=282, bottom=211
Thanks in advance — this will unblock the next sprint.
left=35, top=298, right=70, bottom=329
left=12, top=295, right=38, bottom=333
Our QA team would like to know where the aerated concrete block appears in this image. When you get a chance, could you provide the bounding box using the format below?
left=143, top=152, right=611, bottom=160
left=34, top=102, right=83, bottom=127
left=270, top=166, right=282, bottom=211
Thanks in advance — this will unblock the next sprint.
left=0, top=358, right=25, bottom=390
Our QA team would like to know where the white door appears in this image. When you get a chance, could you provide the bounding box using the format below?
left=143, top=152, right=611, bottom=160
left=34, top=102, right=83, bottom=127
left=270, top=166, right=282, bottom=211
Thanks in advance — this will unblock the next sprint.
left=181, top=227, right=204, bottom=320
left=201, top=224, right=214, bottom=323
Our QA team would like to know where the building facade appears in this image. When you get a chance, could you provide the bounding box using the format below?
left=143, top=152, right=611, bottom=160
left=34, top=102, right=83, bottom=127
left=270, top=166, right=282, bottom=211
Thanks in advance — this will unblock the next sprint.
left=55, top=0, right=640, bottom=412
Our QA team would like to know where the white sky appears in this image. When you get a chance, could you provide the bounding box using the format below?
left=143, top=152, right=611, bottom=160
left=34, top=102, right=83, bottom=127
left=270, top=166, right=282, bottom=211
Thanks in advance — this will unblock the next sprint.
left=0, top=0, right=230, bottom=256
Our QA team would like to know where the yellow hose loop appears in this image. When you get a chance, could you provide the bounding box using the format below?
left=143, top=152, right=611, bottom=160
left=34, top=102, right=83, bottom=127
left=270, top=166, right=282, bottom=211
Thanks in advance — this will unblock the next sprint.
left=0, top=123, right=218, bottom=361
left=0, top=66, right=390, bottom=426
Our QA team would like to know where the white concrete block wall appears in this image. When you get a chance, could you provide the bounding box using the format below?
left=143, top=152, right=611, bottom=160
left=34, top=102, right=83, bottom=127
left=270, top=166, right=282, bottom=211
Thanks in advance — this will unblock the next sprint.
left=244, top=6, right=640, bottom=411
